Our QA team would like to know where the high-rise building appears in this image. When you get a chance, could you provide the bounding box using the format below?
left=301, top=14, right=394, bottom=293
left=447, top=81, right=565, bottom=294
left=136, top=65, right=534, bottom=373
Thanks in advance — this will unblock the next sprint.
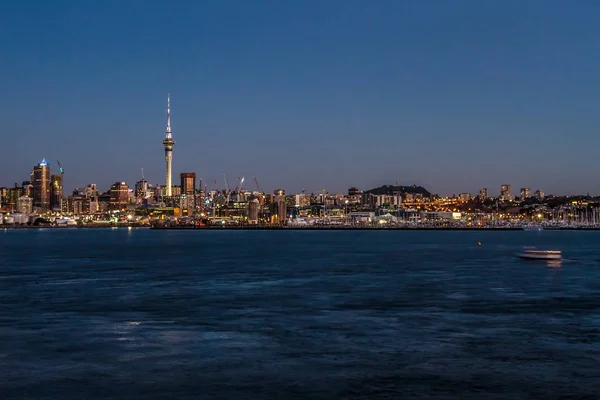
left=178, top=194, right=194, bottom=216
left=135, top=178, right=149, bottom=199
left=171, top=185, right=181, bottom=197
left=458, top=193, right=472, bottom=202
left=180, top=173, right=196, bottom=195
left=294, top=194, right=311, bottom=207
left=17, top=196, right=33, bottom=214
left=32, top=159, right=51, bottom=210
left=162, top=94, right=175, bottom=197
left=5, top=185, right=22, bottom=208
left=479, top=188, right=488, bottom=201
left=109, top=182, right=129, bottom=210
left=271, top=189, right=287, bottom=225
left=520, top=188, right=531, bottom=200
left=22, top=181, right=32, bottom=197
left=50, top=174, right=63, bottom=211
left=180, top=172, right=196, bottom=209
left=534, top=190, right=545, bottom=201
left=247, top=197, right=260, bottom=224
left=500, top=184, right=513, bottom=201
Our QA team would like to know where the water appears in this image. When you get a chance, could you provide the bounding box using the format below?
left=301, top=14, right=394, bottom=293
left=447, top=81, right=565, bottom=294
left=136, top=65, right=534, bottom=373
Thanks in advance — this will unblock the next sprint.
left=1, top=229, right=600, bottom=399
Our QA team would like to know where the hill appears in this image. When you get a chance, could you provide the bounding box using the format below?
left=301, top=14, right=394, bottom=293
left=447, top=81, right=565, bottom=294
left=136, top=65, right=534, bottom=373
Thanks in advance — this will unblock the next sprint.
left=365, top=184, right=431, bottom=197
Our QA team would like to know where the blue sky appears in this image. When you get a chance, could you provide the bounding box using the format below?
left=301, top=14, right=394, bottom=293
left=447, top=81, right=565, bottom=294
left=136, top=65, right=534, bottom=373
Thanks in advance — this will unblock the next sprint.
left=1, top=0, right=599, bottom=196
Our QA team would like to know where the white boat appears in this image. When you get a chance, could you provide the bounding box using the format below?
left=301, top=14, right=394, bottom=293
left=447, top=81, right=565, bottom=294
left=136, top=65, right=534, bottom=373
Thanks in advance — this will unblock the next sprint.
left=517, top=249, right=562, bottom=260
left=55, top=218, right=77, bottom=226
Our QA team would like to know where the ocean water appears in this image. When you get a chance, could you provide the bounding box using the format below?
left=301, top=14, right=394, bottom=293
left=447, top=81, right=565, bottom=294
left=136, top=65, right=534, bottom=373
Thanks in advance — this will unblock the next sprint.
left=1, top=228, right=600, bottom=399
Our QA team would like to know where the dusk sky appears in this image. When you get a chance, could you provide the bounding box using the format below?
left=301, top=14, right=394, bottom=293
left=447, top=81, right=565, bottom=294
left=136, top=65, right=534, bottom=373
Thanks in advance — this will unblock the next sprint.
left=2, top=1, right=600, bottom=196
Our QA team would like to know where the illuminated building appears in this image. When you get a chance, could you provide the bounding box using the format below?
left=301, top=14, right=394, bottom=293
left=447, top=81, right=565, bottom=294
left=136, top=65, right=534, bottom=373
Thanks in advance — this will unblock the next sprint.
left=271, top=189, right=287, bottom=225
left=162, top=94, right=175, bottom=197
left=180, top=173, right=196, bottom=195
left=180, top=172, right=196, bottom=208
left=32, top=159, right=51, bottom=210
left=22, top=181, right=32, bottom=197
left=479, top=188, right=488, bottom=201
left=109, top=182, right=129, bottom=210
left=135, top=178, right=149, bottom=199
left=17, top=196, right=33, bottom=214
left=500, top=184, right=514, bottom=201
left=458, top=193, right=471, bottom=202
left=50, top=174, right=63, bottom=211
left=294, top=194, right=311, bottom=207
left=520, top=188, right=531, bottom=199
left=248, top=198, right=260, bottom=224
left=178, top=194, right=193, bottom=216
left=534, top=190, right=545, bottom=201
left=6, top=185, right=21, bottom=207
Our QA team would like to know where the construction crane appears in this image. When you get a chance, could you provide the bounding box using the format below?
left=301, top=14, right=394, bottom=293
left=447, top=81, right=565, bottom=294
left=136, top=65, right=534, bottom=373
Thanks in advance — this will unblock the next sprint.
left=236, top=176, right=245, bottom=192
left=253, top=176, right=261, bottom=193
left=223, top=173, right=230, bottom=203
left=197, top=177, right=203, bottom=204
left=56, top=160, right=64, bottom=175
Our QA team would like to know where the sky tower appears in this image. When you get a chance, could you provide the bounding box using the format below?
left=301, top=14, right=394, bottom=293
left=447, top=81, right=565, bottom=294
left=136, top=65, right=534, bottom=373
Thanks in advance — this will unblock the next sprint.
left=163, top=94, right=175, bottom=196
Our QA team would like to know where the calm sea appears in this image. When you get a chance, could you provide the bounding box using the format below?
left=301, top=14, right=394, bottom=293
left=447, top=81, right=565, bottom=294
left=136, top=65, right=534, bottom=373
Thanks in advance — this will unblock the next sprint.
left=1, top=228, right=600, bottom=399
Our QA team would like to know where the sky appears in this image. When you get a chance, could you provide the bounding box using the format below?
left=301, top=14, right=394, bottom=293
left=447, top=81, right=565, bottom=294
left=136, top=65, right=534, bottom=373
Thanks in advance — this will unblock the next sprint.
left=1, top=0, right=600, bottom=196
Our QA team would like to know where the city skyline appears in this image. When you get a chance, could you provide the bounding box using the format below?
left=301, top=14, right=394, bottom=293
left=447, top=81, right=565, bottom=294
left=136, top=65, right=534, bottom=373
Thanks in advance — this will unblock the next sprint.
left=0, top=147, right=591, bottom=199
left=2, top=1, right=600, bottom=195
left=0, top=154, right=569, bottom=200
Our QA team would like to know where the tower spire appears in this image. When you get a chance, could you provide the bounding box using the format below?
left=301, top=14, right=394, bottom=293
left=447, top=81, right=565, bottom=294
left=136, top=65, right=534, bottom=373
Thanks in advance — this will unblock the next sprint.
left=165, top=93, right=172, bottom=139
left=162, top=93, right=175, bottom=197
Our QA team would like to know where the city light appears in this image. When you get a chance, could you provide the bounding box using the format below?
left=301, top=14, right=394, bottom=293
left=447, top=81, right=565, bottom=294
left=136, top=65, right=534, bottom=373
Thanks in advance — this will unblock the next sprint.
left=1, top=98, right=598, bottom=229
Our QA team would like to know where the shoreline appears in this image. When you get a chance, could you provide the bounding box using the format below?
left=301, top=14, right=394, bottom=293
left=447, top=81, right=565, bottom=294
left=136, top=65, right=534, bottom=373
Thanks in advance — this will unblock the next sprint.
left=3, top=225, right=600, bottom=231
left=149, top=226, right=600, bottom=231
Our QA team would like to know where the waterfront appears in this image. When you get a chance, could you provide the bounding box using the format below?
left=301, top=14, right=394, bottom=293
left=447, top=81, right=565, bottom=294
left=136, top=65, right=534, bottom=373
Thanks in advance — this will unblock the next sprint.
left=2, top=229, right=600, bottom=398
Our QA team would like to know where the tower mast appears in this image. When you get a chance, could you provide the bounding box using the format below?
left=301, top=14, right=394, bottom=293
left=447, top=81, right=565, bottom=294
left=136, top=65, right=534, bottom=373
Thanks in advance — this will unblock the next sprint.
left=162, top=94, right=175, bottom=196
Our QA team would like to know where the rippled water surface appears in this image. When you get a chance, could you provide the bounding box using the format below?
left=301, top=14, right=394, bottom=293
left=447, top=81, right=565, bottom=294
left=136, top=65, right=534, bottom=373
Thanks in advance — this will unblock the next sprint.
left=2, top=228, right=600, bottom=399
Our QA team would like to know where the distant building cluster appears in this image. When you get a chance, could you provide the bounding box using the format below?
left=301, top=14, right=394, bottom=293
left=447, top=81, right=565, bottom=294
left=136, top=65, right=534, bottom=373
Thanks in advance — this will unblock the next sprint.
left=0, top=95, right=595, bottom=228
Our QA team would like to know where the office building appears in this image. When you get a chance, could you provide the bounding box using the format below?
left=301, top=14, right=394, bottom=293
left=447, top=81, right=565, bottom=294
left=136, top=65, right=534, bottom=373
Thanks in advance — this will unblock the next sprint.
left=32, top=159, right=51, bottom=210
left=50, top=174, right=63, bottom=211
left=479, top=188, right=488, bottom=201
left=17, top=196, right=33, bottom=214
left=109, top=182, right=129, bottom=210
left=500, top=184, right=514, bottom=201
